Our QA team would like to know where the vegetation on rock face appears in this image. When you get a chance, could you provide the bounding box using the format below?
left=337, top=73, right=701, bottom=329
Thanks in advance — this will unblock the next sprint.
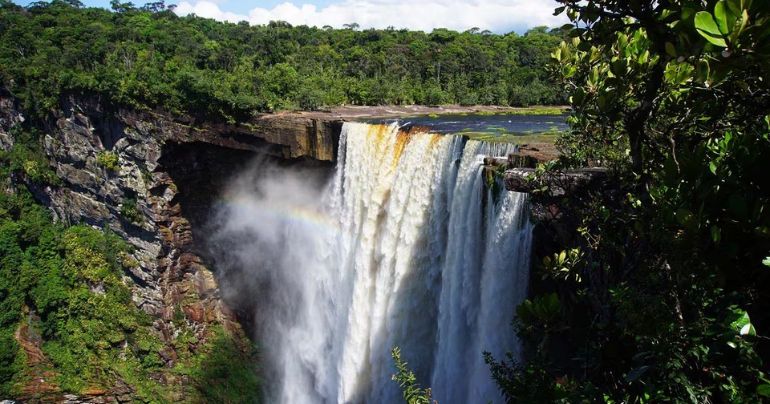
left=96, top=151, right=120, bottom=172
left=176, top=326, right=261, bottom=403
left=0, top=130, right=259, bottom=401
left=0, top=185, right=162, bottom=397
left=0, top=127, right=60, bottom=185
left=0, top=0, right=565, bottom=122
left=119, top=197, right=143, bottom=224
left=486, top=0, right=770, bottom=402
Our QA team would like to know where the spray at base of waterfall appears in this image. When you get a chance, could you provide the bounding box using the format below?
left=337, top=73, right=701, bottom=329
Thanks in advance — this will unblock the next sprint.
left=207, top=123, right=532, bottom=404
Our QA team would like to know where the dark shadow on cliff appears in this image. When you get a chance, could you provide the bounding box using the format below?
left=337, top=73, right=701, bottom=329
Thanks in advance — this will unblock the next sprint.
left=188, top=328, right=261, bottom=403
left=159, top=142, right=258, bottom=234
left=158, top=141, right=334, bottom=335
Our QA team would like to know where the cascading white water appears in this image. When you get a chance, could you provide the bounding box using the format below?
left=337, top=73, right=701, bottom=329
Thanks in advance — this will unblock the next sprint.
left=210, top=122, right=532, bottom=403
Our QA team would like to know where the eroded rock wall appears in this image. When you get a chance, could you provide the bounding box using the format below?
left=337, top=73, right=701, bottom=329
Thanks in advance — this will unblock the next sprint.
left=0, top=88, right=23, bottom=150
left=0, top=91, right=342, bottom=376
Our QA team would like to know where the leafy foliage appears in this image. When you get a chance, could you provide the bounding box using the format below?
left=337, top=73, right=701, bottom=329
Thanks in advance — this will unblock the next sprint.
left=173, top=325, right=261, bottom=403
left=391, top=347, right=433, bottom=404
left=119, top=197, right=143, bottom=224
left=0, top=182, right=257, bottom=400
left=489, top=0, right=770, bottom=402
left=95, top=151, right=119, bottom=172
left=0, top=1, right=566, bottom=121
left=485, top=350, right=573, bottom=403
left=0, top=127, right=60, bottom=185
left=0, top=186, right=164, bottom=396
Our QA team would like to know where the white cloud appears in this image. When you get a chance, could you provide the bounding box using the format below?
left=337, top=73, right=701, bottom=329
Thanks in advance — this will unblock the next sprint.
left=173, top=0, right=566, bottom=33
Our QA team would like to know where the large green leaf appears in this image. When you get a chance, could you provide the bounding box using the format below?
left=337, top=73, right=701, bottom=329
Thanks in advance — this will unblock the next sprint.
left=729, top=308, right=756, bottom=336
left=726, top=0, right=743, bottom=17
left=714, top=1, right=737, bottom=35
left=758, top=384, right=770, bottom=398
left=695, top=11, right=728, bottom=47
left=695, top=11, right=723, bottom=36
left=741, top=323, right=757, bottom=336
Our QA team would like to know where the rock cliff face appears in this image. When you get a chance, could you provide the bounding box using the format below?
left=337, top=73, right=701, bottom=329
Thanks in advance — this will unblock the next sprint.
left=31, top=95, right=339, bottom=318
left=0, top=89, right=24, bottom=150
left=0, top=91, right=341, bottom=391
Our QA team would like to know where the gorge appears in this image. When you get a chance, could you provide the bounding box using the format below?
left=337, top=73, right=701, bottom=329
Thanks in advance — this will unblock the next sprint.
left=0, top=90, right=547, bottom=402
left=206, top=122, right=533, bottom=403
left=3, top=1, right=769, bottom=402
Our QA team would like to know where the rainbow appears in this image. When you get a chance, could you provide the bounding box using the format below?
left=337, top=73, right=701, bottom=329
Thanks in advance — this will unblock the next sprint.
left=216, top=193, right=341, bottom=233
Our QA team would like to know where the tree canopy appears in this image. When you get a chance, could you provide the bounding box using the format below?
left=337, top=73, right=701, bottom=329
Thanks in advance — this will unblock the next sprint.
left=0, top=1, right=566, bottom=122
left=487, top=0, right=770, bottom=402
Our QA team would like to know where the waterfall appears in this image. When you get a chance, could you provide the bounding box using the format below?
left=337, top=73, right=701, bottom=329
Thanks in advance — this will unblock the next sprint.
left=209, top=122, right=532, bottom=404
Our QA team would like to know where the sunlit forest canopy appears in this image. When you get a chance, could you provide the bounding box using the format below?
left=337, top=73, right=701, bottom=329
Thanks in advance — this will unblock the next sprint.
left=0, top=0, right=566, bottom=121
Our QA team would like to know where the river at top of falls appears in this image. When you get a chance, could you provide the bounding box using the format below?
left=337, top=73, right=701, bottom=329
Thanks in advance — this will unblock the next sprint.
left=209, top=122, right=533, bottom=404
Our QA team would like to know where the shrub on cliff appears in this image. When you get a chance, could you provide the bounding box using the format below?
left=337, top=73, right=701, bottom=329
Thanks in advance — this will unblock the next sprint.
left=96, top=151, right=120, bottom=172
left=0, top=128, right=60, bottom=185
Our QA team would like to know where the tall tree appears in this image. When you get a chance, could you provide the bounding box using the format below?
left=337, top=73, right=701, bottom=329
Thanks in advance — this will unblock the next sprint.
left=489, top=1, right=770, bottom=401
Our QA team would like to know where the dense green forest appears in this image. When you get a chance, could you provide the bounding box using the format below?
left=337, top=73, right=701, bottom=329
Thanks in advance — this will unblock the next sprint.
left=481, top=0, right=770, bottom=402
left=0, top=0, right=564, bottom=122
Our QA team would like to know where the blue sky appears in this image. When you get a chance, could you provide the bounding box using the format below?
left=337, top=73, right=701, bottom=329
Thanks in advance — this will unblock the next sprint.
left=15, top=1, right=566, bottom=33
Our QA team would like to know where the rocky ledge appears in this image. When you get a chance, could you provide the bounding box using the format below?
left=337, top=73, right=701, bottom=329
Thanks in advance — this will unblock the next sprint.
left=504, top=167, right=609, bottom=195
